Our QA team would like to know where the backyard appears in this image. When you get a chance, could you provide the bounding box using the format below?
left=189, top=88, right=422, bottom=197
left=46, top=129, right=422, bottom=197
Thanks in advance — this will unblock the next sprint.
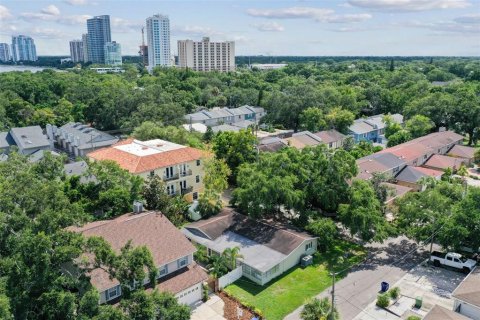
left=224, top=240, right=367, bottom=320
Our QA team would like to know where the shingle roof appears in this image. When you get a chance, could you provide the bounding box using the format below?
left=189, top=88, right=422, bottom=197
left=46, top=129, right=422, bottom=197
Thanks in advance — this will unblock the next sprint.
left=395, top=166, right=443, bottom=183
left=448, top=144, right=477, bottom=160
left=88, top=139, right=205, bottom=174
left=424, top=154, right=467, bottom=170
left=284, top=131, right=323, bottom=149
left=349, top=120, right=374, bottom=135
left=313, top=129, right=346, bottom=144
left=381, top=182, right=412, bottom=203
left=10, top=126, right=50, bottom=150
left=69, top=211, right=201, bottom=292
left=184, top=208, right=314, bottom=256
left=212, top=124, right=241, bottom=133
left=259, top=137, right=287, bottom=152
left=58, top=122, right=118, bottom=150
left=423, top=305, right=470, bottom=320
left=452, top=267, right=480, bottom=307
left=0, top=132, right=14, bottom=149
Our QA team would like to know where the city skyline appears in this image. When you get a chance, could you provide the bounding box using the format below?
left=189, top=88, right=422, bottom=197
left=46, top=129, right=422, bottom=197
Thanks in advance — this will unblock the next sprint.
left=0, top=0, right=479, bottom=57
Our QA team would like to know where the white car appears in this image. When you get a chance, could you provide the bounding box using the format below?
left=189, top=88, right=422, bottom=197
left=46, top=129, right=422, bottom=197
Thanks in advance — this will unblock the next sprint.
left=430, top=251, right=477, bottom=273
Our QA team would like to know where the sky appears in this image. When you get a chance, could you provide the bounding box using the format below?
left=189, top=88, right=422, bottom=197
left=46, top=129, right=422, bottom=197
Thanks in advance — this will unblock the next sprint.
left=0, top=0, right=479, bottom=56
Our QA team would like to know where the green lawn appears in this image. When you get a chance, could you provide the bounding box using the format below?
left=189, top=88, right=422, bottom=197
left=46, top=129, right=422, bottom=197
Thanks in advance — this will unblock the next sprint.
left=224, top=240, right=366, bottom=320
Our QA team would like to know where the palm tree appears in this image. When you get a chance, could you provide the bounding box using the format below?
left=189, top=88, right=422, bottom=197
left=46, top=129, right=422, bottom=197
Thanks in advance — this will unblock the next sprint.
left=207, top=255, right=228, bottom=292
left=301, top=298, right=339, bottom=320
left=222, top=247, right=243, bottom=270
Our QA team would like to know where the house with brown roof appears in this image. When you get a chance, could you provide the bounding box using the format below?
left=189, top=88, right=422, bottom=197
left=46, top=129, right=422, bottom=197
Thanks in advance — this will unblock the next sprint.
left=423, top=154, right=468, bottom=172
left=313, top=129, right=346, bottom=149
left=88, top=139, right=206, bottom=202
left=182, top=208, right=317, bottom=285
left=452, top=267, right=480, bottom=319
left=68, top=210, right=208, bottom=305
left=283, top=131, right=323, bottom=150
left=424, top=305, right=470, bottom=320
left=448, top=144, right=478, bottom=165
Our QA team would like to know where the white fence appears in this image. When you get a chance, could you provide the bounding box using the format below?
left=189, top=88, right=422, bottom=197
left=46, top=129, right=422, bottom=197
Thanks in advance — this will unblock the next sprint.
left=218, top=266, right=243, bottom=289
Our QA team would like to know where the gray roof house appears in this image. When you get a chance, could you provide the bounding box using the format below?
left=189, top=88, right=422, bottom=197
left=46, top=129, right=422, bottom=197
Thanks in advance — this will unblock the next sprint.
left=51, top=123, right=119, bottom=157
left=183, top=208, right=317, bottom=285
left=185, top=106, right=265, bottom=127
left=349, top=113, right=404, bottom=144
left=10, top=126, right=51, bottom=155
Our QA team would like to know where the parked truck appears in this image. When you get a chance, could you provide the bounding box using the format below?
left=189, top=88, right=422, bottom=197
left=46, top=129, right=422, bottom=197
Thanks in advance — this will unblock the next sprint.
left=430, top=251, right=477, bottom=274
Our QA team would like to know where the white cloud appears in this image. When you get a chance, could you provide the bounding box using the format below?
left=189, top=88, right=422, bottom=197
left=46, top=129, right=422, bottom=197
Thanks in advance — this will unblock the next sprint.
left=325, top=13, right=372, bottom=23
left=172, top=25, right=224, bottom=37
left=63, top=0, right=89, bottom=6
left=29, top=27, right=67, bottom=38
left=348, top=0, right=471, bottom=12
left=41, top=5, right=60, bottom=16
left=405, top=19, right=480, bottom=33
left=246, top=7, right=334, bottom=19
left=20, top=10, right=91, bottom=25
left=0, top=5, right=12, bottom=20
left=252, top=21, right=285, bottom=32
left=454, top=13, right=480, bottom=24
left=111, top=17, right=142, bottom=33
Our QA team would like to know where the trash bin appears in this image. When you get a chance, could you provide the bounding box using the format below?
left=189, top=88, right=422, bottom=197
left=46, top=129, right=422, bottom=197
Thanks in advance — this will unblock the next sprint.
left=381, top=281, right=389, bottom=292
left=415, top=296, right=423, bottom=308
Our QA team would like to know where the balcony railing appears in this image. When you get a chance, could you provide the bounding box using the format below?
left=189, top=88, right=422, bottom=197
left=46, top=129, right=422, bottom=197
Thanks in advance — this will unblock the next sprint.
left=179, top=169, right=193, bottom=177
left=181, top=186, right=193, bottom=195
left=163, top=173, right=179, bottom=181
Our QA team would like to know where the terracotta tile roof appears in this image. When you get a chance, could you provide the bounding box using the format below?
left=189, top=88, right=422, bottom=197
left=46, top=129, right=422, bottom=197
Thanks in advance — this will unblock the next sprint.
left=448, top=144, right=477, bottom=160
left=412, top=166, right=444, bottom=177
left=423, top=305, right=470, bottom=320
left=452, top=267, right=480, bottom=307
left=424, top=154, right=467, bottom=170
left=88, top=139, right=205, bottom=174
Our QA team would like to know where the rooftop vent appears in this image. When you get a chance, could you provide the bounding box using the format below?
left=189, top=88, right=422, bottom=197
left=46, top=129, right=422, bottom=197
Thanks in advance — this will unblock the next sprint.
left=133, top=201, right=143, bottom=214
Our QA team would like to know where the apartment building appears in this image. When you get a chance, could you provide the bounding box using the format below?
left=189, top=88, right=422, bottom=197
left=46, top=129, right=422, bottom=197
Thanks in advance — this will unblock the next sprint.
left=69, top=40, right=84, bottom=63
left=104, top=41, right=122, bottom=66
left=86, top=15, right=111, bottom=64
left=349, top=113, right=404, bottom=143
left=0, top=43, right=10, bottom=62
left=88, top=139, right=206, bottom=202
left=11, top=35, right=37, bottom=62
left=185, top=106, right=265, bottom=127
left=146, top=14, right=171, bottom=68
left=178, top=37, right=235, bottom=72
left=68, top=209, right=208, bottom=305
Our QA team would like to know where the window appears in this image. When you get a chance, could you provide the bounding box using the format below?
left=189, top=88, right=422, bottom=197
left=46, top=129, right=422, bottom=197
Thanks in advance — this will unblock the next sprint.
left=107, top=285, right=120, bottom=300
left=196, top=175, right=200, bottom=183
left=150, top=170, right=155, bottom=177
left=167, top=184, right=175, bottom=195
left=177, top=256, right=188, bottom=268
left=165, top=166, right=174, bottom=178
left=193, top=192, right=198, bottom=200
left=447, top=256, right=453, bottom=261
left=305, top=242, right=313, bottom=251
left=158, top=265, right=168, bottom=277
left=196, top=159, right=201, bottom=166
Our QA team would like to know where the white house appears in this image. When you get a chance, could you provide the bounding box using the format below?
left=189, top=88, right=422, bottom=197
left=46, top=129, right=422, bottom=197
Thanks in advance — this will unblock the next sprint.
left=452, top=267, right=480, bottom=319
left=182, top=208, right=317, bottom=286
left=68, top=209, right=208, bottom=305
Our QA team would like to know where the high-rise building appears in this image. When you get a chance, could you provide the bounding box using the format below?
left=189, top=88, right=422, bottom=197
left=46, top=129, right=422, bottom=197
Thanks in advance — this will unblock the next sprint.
left=146, top=14, right=171, bottom=69
left=0, top=43, right=10, bottom=62
left=86, top=15, right=111, bottom=64
left=82, top=34, right=89, bottom=63
left=104, top=41, right=122, bottom=66
left=11, top=35, right=37, bottom=62
left=177, top=37, right=235, bottom=72
left=69, top=40, right=84, bottom=63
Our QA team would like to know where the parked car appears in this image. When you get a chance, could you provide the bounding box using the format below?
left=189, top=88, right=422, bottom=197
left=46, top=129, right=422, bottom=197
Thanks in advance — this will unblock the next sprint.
left=430, top=251, right=477, bottom=273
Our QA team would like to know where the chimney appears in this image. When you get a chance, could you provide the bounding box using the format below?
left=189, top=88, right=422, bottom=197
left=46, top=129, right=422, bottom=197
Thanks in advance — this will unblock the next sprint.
left=133, top=201, right=143, bottom=214
left=74, top=136, right=80, bottom=147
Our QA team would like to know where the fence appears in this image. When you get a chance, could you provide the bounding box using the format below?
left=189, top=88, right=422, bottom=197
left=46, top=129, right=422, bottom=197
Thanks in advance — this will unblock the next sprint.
left=218, top=266, right=243, bottom=289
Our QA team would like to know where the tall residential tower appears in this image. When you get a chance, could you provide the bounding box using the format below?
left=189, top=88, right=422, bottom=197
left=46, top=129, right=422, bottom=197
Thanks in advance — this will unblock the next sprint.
left=11, top=35, right=37, bottom=62
left=104, top=41, right=122, bottom=66
left=69, top=40, right=84, bottom=63
left=0, top=43, right=10, bottom=62
left=146, top=14, right=171, bottom=69
left=86, top=15, right=111, bottom=63
left=178, top=37, right=235, bottom=72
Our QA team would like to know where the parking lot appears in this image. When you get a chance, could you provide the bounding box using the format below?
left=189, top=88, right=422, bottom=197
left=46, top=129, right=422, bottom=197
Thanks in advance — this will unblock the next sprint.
left=354, top=261, right=467, bottom=319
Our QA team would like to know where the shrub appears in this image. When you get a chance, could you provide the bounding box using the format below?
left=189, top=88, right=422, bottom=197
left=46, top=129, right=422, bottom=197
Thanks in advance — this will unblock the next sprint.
left=407, top=316, right=421, bottom=320
left=202, top=283, right=209, bottom=302
left=376, top=294, right=390, bottom=308
left=389, top=287, right=400, bottom=300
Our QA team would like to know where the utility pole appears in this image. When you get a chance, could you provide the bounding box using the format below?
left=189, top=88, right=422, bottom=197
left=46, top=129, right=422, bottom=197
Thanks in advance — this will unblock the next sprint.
left=330, top=272, right=337, bottom=320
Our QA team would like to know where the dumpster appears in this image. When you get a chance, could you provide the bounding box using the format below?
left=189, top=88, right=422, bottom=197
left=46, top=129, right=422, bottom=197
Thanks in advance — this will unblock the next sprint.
left=415, top=296, right=422, bottom=308
left=381, top=281, right=389, bottom=292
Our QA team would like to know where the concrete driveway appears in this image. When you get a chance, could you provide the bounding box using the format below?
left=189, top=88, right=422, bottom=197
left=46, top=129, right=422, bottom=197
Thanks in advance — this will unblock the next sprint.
left=284, top=236, right=431, bottom=320
left=191, top=294, right=226, bottom=320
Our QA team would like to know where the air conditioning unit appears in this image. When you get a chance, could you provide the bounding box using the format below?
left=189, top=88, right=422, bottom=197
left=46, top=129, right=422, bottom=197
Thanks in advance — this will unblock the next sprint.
left=133, top=201, right=143, bottom=214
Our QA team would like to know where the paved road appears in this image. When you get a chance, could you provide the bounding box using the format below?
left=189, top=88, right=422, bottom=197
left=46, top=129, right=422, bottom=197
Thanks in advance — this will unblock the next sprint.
left=284, top=236, right=431, bottom=320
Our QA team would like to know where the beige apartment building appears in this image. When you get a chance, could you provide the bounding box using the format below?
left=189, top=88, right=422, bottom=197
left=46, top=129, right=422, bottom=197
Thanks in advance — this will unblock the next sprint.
left=177, top=37, right=235, bottom=72
left=88, top=138, right=206, bottom=202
